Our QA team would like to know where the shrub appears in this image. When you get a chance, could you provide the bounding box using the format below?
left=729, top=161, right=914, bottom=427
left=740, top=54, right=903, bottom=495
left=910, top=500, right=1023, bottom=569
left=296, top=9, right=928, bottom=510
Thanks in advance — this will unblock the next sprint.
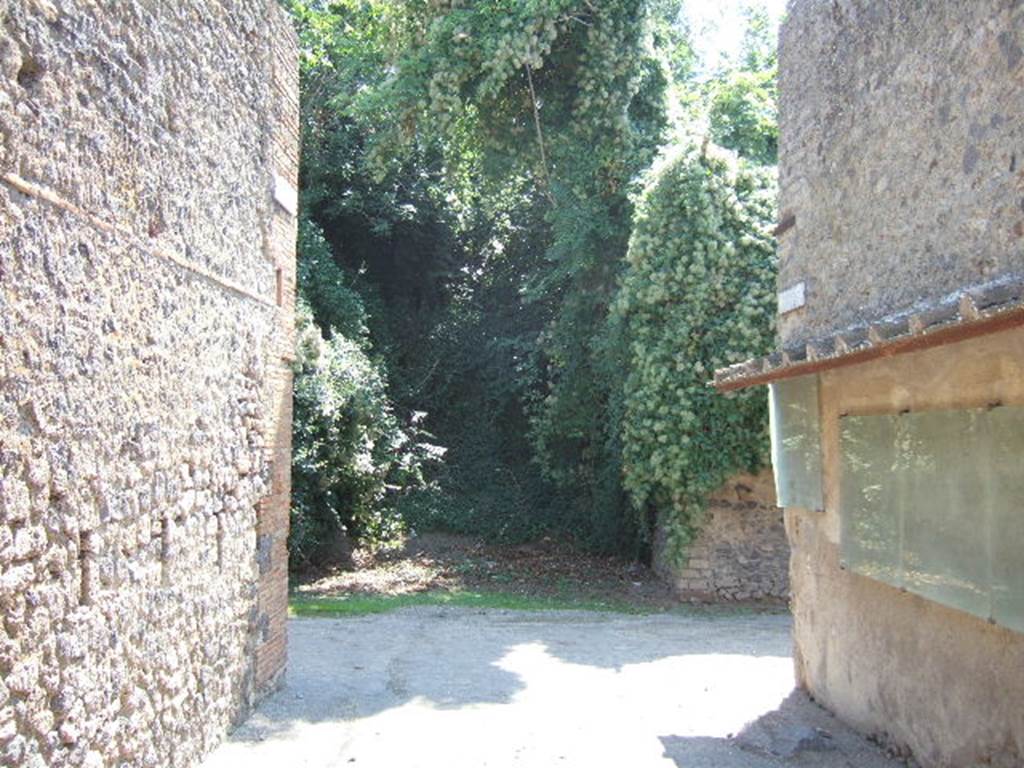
left=290, top=221, right=442, bottom=569
left=612, top=144, right=776, bottom=562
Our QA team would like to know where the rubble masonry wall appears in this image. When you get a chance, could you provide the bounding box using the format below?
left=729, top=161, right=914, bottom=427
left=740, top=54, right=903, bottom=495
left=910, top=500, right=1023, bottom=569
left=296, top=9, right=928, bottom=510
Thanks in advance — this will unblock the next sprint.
left=0, top=2, right=298, bottom=766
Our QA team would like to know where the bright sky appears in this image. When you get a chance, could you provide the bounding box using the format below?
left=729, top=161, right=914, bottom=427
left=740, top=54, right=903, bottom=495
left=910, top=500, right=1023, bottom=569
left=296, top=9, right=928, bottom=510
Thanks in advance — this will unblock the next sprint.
left=684, top=0, right=788, bottom=74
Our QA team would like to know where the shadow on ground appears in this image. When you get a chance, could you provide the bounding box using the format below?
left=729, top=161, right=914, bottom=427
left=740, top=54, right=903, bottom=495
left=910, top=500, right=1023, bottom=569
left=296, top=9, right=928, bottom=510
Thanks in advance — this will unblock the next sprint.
left=202, top=608, right=908, bottom=768
left=660, top=690, right=915, bottom=767
left=246, top=607, right=789, bottom=728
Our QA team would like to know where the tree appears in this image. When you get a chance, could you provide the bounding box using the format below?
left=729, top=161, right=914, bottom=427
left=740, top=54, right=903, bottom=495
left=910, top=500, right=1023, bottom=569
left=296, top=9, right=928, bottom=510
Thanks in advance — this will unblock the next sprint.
left=706, top=1, right=779, bottom=165
left=284, top=0, right=783, bottom=562
left=707, top=69, right=778, bottom=165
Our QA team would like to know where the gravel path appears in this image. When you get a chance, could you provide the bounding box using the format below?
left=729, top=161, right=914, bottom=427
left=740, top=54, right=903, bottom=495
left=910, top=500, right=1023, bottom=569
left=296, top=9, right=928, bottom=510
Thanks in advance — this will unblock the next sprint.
left=201, top=608, right=907, bottom=768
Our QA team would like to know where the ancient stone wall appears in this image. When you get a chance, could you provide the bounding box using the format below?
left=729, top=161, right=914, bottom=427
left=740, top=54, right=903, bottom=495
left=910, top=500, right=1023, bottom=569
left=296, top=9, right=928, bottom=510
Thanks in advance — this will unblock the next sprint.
left=777, top=0, right=1024, bottom=346
left=654, top=471, right=789, bottom=602
left=0, top=2, right=297, bottom=766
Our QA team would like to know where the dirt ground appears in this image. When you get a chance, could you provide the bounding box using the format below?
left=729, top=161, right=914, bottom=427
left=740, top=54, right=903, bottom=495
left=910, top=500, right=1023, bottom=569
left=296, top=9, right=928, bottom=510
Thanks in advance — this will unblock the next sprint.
left=201, top=608, right=912, bottom=768
left=293, top=532, right=683, bottom=609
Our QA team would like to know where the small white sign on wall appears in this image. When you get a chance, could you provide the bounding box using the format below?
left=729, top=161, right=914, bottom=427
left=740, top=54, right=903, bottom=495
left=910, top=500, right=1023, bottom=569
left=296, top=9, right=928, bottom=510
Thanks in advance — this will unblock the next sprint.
left=273, top=174, right=298, bottom=217
left=778, top=281, right=806, bottom=315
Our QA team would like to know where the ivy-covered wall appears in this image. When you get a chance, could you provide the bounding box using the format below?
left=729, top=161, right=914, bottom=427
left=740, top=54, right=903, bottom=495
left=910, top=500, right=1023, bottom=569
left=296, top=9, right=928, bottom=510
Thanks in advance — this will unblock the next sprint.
left=614, top=146, right=777, bottom=561
left=654, top=470, right=787, bottom=601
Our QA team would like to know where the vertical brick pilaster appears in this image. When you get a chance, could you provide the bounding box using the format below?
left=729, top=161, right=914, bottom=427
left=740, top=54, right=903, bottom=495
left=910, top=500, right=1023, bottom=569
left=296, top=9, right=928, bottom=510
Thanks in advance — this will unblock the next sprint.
left=254, top=1, right=299, bottom=697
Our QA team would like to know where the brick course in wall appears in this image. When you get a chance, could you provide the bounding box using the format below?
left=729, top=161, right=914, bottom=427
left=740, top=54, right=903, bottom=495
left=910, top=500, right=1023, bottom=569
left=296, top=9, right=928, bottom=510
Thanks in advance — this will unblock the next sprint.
left=0, top=2, right=297, bottom=766
left=254, top=2, right=299, bottom=702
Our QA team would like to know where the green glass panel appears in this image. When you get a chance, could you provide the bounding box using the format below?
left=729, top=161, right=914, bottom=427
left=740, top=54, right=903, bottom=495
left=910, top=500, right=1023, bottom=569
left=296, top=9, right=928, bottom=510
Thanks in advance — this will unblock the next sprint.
left=769, top=375, right=823, bottom=510
left=840, top=414, right=902, bottom=586
left=840, top=405, right=1024, bottom=634
left=900, top=410, right=989, bottom=617
left=990, top=408, right=1024, bottom=634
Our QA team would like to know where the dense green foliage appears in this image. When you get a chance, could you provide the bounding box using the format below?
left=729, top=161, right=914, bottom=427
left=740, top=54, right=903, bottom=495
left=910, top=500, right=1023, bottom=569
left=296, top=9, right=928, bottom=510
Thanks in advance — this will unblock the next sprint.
left=290, top=220, right=441, bottom=567
left=614, top=146, right=776, bottom=559
left=708, top=69, right=778, bottom=165
left=364, top=0, right=674, bottom=552
left=286, top=0, right=781, bottom=568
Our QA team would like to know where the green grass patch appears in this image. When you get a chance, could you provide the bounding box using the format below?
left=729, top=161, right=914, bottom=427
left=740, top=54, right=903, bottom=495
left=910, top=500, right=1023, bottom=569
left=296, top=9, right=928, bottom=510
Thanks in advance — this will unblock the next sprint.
left=289, top=589, right=656, bottom=618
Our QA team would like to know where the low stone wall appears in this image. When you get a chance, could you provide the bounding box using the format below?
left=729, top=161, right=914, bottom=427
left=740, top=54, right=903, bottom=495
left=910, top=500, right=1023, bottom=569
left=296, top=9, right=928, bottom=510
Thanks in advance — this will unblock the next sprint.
left=655, top=470, right=789, bottom=602
left=0, top=2, right=297, bottom=766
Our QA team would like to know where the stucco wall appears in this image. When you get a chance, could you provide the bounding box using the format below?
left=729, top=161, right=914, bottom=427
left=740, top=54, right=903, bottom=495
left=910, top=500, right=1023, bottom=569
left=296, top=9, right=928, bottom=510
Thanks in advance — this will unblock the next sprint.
left=789, top=328, right=1024, bottom=767
left=776, top=4, right=1024, bottom=764
left=655, top=470, right=789, bottom=602
left=0, top=2, right=297, bottom=766
left=777, top=0, right=1024, bottom=346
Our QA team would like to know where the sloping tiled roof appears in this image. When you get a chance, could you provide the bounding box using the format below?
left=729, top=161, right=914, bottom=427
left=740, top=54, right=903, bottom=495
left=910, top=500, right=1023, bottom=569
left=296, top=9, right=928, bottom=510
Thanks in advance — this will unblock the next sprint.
left=713, top=275, right=1024, bottom=391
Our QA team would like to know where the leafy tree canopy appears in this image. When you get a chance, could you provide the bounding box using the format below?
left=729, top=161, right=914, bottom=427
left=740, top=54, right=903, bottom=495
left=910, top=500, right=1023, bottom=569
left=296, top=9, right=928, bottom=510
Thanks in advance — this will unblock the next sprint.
left=284, top=0, right=782, bottom=566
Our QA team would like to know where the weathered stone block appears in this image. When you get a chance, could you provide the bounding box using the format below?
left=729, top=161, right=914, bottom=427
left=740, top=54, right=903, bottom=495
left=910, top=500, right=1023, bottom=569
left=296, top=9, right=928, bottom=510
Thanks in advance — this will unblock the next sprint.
left=0, top=477, right=30, bottom=524
left=12, top=526, right=46, bottom=561
left=654, top=470, right=789, bottom=601
left=0, top=563, right=35, bottom=598
left=6, top=657, right=39, bottom=696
